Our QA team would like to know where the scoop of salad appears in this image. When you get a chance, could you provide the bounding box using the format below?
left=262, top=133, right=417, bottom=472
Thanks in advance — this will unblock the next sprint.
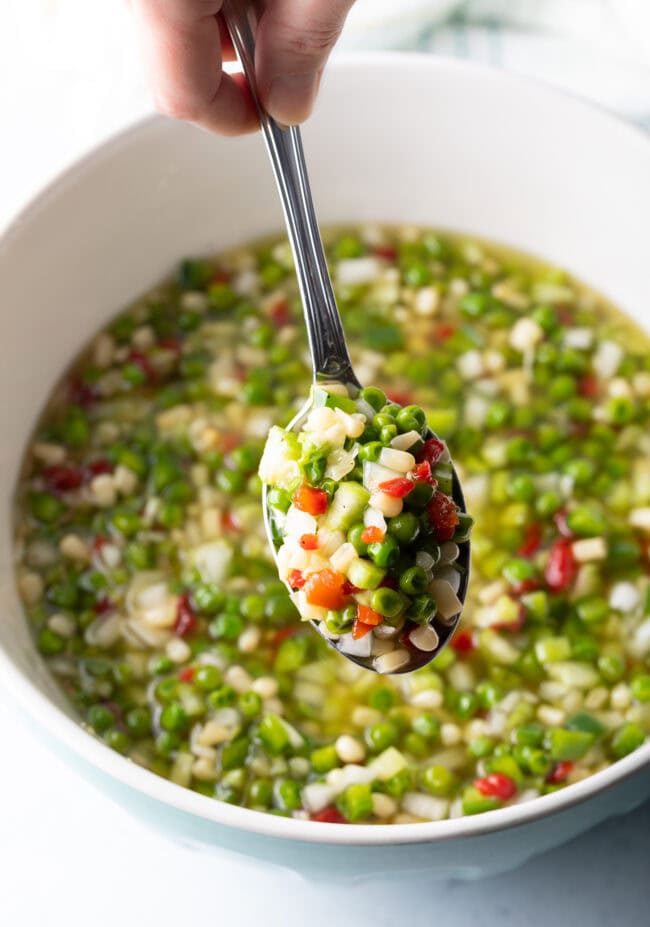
left=259, top=384, right=473, bottom=673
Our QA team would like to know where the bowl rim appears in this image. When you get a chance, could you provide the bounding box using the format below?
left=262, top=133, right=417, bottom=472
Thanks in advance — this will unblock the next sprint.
left=1, top=50, right=649, bottom=847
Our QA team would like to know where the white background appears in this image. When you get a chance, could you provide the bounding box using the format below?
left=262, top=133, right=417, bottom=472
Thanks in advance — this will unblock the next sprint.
left=1, top=3, right=650, bottom=925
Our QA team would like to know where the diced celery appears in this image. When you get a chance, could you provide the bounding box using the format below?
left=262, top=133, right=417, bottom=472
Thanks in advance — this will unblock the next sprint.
left=346, top=558, right=385, bottom=590
left=534, top=636, right=571, bottom=664
left=462, top=786, right=500, bottom=815
left=324, top=482, right=370, bottom=531
left=548, top=728, right=594, bottom=761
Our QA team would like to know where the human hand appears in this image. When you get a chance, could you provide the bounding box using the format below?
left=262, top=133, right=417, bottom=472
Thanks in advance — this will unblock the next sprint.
left=131, top=1, right=356, bottom=135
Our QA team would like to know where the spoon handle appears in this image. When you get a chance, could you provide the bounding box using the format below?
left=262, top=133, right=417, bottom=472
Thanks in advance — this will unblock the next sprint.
left=222, top=2, right=359, bottom=387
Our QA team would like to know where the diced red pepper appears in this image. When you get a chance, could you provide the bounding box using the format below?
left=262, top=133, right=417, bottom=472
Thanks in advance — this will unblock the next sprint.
left=69, top=376, right=98, bottom=407
left=357, top=604, right=383, bottom=626
left=270, top=299, right=291, bottom=327
left=310, top=806, right=347, bottom=824
left=361, top=526, right=385, bottom=544
left=178, top=666, right=195, bottom=683
left=578, top=374, right=599, bottom=398
left=174, top=592, right=198, bottom=638
left=304, top=569, right=346, bottom=610
left=385, top=390, right=413, bottom=407
left=427, top=492, right=459, bottom=541
left=379, top=576, right=399, bottom=590
left=491, top=605, right=526, bottom=633
left=288, top=569, right=306, bottom=590
left=42, top=464, right=85, bottom=493
left=450, top=628, right=475, bottom=653
left=92, top=534, right=109, bottom=555
left=434, top=322, right=456, bottom=341
left=373, top=245, right=398, bottom=261
left=412, top=460, right=435, bottom=483
left=474, top=773, right=517, bottom=800
left=292, top=484, right=328, bottom=516
left=127, top=350, right=157, bottom=384
left=511, top=578, right=540, bottom=597
left=272, top=626, right=300, bottom=645
left=378, top=477, right=414, bottom=498
left=352, top=619, right=374, bottom=640
left=547, top=761, right=574, bottom=784
left=94, top=595, right=112, bottom=615
left=299, top=533, right=319, bottom=550
left=222, top=511, right=240, bottom=532
left=557, top=305, right=574, bottom=325
left=420, top=437, right=446, bottom=465
left=544, top=538, right=577, bottom=592
left=518, top=522, right=543, bottom=558
left=87, top=459, right=113, bottom=477
left=159, top=336, right=181, bottom=354
left=553, top=508, right=573, bottom=538
left=342, top=580, right=361, bottom=595
left=212, top=270, right=230, bottom=284
left=220, top=433, right=241, bottom=453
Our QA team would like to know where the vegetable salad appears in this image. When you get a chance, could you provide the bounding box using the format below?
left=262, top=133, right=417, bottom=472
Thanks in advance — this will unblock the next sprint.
left=260, top=384, right=471, bottom=672
left=14, top=227, right=650, bottom=824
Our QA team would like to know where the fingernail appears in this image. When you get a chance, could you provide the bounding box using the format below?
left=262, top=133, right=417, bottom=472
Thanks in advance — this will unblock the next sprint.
left=267, top=72, right=320, bottom=125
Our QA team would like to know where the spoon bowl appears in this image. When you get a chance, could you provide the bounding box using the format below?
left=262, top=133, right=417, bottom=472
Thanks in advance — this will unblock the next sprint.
left=224, top=3, right=470, bottom=672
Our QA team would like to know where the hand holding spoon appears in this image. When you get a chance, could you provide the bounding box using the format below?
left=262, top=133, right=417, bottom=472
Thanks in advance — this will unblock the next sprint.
left=223, top=2, right=471, bottom=673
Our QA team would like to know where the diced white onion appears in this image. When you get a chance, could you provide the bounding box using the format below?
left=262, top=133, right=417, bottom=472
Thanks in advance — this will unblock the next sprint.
left=609, top=582, right=640, bottom=613
left=430, top=579, right=462, bottom=620
left=374, top=649, right=410, bottom=674
left=391, top=430, right=421, bottom=451
left=363, top=506, right=387, bottom=532
left=378, top=447, right=415, bottom=473
left=336, top=256, right=382, bottom=286
left=402, top=792, right=449, bottom=821
left=329, top=542, right=358, bottom=575
left=284, top=506, right=318, bottom=539
left=369, top=491, right=403, bottom=518
left=362, top=460, right=401, bottom=493
left=337, top=631, right=373, bottom=659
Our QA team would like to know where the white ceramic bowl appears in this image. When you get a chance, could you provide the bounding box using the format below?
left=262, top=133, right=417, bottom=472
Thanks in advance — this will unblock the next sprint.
left=1, top=54, right=650, bottom=882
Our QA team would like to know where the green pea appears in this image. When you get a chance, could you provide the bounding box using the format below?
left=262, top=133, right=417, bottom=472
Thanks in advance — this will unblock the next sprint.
left=265, top=593, right=296, bottom=624
left=274, top=635, right=308, bottom=672
left=631, top=674, right=650, bottom=702
left=30, top=492, right=64, bottom=523
left=513, top=723, right=545, bottom=747
left=337, top=783, right=373, bottom=822
left=111, top=509, right=141, bottom=537
left=267, top=487, right=291, bottom=513
left=502, top=558, right=536, bottom=585
left=155, top=677, right=179, bottom=702
left=576, top=596, right=609, bottom=625
left=193, top=584, right=225, bottom=615
left=87, top=704, right=115, bottom=733
left=125, top=707, right=151, bottom=737
left=258, top=714, right=290, bottom=755
left=155, top=731, right=179, bottom=757
left=158, top=501, right=183, bottom=529
left=125, top=541, right=155, bottom=570
left=347, top=523, right=369, bottom=556
left=368, top=688, right=395, bottom=711
left=370, top=587, right=404, bottom=618
left=216, top=469, right=245, bottom=493
left=104, top=728, right=130, bottom=754
left=310, top=744, right=339, bottom=774
left=358, top=442, right=383, bottom=463
left=367, top=535, right=400, bottom=568
left=469, top=736, right=495, bottom=758
left=566, top=505, right=607, bottom=537
left=563, top=459, right=595, bottom=486
left=37, top=627, right=66, bottom=655
left=364, top=721, right=399, bottom=753
left=399, top=566, right=429, bottom=595
left=359, top=387, right=387, bottom=411
left=507, top=474, right=536, bottom=503
left=208, top=685, right=236, bottom=709
left=209, top=612, right=243, bottom=641
left=149, top=654, right=174, bottom=675
left=535, top=490, right=562, bottom=518
left=407, top=594, right=437, bottom=624
left=411, top=713, right=440, bottom=740
left=325, top=607, right=355, bottom=635
left=598, top=652, right=626, bottom=683
left=194, top=665, right=222, bottom=691
left=387, top=512, right=420, bottom=545
left=606, top=396, right=635, bottom=424
left=333, top=235, right=364, bottom=260
left=248, top=778, right=274, bottom=807
left=239, top=690, right=262, bottom=718
left=421, top=765, right=456, bottom=796
left=486, top=400, right=511, bottom=429
left=160, top=702, right=188, bottom=732
left=240, top=594, right=266, bottom=622
left=549, top=375, right=577, bottom=402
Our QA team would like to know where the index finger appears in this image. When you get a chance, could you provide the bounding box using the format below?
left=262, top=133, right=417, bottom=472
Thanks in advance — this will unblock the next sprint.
left=131, top=0, right=258, bottom=136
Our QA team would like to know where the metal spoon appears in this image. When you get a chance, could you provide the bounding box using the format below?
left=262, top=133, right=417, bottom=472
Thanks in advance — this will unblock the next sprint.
left=223, top=2, right=470, bottom=673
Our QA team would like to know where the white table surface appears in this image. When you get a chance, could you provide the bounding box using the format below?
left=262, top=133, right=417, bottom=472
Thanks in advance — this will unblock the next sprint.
left=2, top=10, right=650, bottom=924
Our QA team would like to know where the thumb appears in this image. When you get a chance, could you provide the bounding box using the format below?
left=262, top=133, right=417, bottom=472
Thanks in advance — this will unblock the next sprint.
left=255, top=0, right=355, bottom=125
